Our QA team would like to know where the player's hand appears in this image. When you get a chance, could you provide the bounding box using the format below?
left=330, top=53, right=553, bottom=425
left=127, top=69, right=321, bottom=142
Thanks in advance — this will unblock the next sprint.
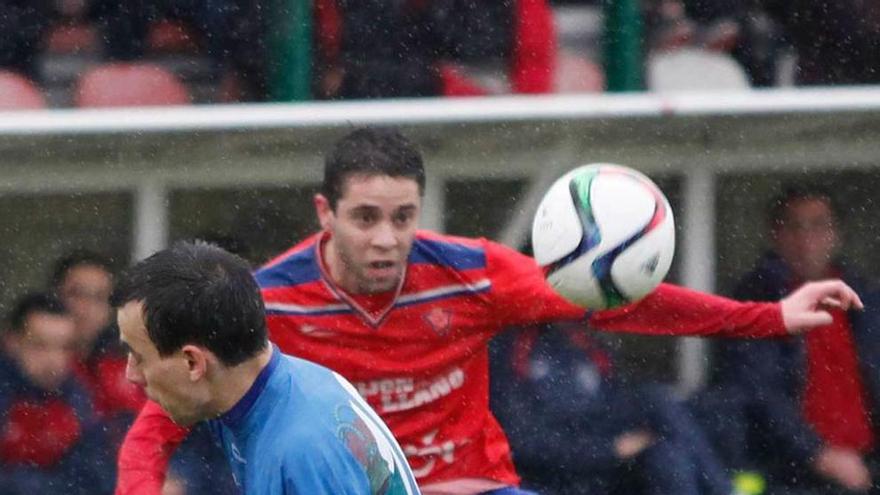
left=814, top=446, right=871, bottom=492
left=614, top=430, right=655, bottom=459
left=161, top=477, right=186, bottom=495
left=780, top=279, right=863, bottom=334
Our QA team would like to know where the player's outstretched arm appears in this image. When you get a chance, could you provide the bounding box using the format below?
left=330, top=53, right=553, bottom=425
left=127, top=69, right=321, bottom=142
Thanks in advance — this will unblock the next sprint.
left=780, top=279, right=863, bottom=334
left=590, top=279, right=863, bottom=338
left=115, top=400, right=191, bottom=495
left=589, top=283, right=786, bottom=338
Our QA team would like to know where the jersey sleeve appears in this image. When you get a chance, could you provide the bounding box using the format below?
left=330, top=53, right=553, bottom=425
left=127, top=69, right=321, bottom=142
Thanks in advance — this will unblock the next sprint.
left=484, top=240, right=787, bottom=338
left=589, top=282, right=788, bottom=338
left=484, top=239, right=587, bottom=326
left=115, top=400, right=191, bottom=495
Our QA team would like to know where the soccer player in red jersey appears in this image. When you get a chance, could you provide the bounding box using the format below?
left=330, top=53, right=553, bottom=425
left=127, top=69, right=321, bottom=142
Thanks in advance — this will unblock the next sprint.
left=116, top=127, right=862, bottom=495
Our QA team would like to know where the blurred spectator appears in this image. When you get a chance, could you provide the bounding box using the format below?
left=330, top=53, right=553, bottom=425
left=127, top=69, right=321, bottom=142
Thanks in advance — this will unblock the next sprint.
left=314, top=0, right=555, bottom=99
left=706, top=186, right=880, bottom=493
left=0, top=1, right=52, bottom=77
left=678, top=0, right=781, bottom=86
left=645, top=0, right=697, bottom=52
left=0, top=0, right=269, bottom=102
left=50, top=250, right=237, bottom=495
left=761, top=0, right=880, bottom=85
left=491, top=322, right=736, bottom=495
left=676, top=0, right=880, bottom=86
left=51, top=250, right=144, bottom=436
left=0, top=292, right=114, bottom=494
left=84, top=0, right=267, bottom=99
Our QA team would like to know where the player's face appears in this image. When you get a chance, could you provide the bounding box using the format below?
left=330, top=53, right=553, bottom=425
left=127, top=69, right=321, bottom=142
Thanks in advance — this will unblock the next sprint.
left=316, top=174, right=421, bottom=294
left=774, top=197, right=838, bottom=281
left=118, top=301, right=205, bottom=426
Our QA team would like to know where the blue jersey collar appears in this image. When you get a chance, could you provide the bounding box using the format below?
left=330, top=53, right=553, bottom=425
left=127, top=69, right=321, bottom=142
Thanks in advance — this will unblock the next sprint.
left=219, top=344, right=281, bottom=429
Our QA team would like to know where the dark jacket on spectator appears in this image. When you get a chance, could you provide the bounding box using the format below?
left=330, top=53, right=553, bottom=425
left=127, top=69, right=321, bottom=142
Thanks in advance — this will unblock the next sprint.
left=762, top=0, right=880, bottom=85
left=491, top=326, right=620, bottom=476
left=0, top=353, right=114, bottom=495
left=314, top=0, right=554, bottom=99
left=0, top=0, right=52, bottom=76
left=712, top=251, right=880, bottom=466
left=72, top=325, right=145, bottom=451
left=491, top=325, right=734, bottom=495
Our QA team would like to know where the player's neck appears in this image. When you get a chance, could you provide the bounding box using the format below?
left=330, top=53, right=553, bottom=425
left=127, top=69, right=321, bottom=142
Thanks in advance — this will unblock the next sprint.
left=211, top=345, right=274, bottom=417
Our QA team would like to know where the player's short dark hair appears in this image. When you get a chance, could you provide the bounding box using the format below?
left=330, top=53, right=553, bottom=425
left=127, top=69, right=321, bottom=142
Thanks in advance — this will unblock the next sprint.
left=112, top=241, right=267, bottom=367
left=768, top=185, right=837, bottom=230
left=7, top=292, right=68, bottom=335
left=322, top=127, right=426, bottom=209
left=50, top=249, right=114, bottom=288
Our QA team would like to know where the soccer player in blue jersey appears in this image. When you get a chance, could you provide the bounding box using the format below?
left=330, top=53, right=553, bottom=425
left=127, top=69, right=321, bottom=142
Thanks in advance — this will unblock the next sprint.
left=114, top=241, right=420, bottom=495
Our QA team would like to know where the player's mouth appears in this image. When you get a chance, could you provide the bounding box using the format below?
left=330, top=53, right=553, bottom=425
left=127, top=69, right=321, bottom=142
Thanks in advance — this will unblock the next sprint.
left=367, top=260, right=398, bottom=278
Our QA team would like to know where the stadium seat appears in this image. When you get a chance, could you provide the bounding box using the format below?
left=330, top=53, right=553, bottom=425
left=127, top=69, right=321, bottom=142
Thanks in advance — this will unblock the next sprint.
left=44, top=22, right=99, bottom=54
left=647, top=47, right=750, bottom=91
left=553, top=50, right=604, bottom=93
left=74, top=62, right=191, bottom=107
left=0, top=71, right=47, bottom=109
left=148, top=19, right=200, bottom=54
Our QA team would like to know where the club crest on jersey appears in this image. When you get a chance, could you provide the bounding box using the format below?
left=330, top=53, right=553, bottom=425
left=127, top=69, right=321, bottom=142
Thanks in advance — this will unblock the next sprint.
left=423, top=308, right=453, bottom=336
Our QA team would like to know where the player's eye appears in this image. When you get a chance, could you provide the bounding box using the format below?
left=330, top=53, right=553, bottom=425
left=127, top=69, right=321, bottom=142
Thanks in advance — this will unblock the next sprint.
left=392, top=210, right=415, bottom=227
left=352, top=210, right=377, bottom=226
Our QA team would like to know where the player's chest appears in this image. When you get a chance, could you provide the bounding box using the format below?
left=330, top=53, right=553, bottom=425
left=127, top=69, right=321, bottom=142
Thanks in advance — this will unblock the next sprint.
left=270, top=292, right=491, bottom=341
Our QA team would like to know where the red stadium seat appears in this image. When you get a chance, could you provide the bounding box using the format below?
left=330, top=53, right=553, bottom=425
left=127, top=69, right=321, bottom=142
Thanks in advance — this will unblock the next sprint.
left=553, top=50, right=604, bottom=93
left=0, top=71, right=47, bottom=109
left=44, top=22, right=99, bottom=54
left=74, top=62, right=191, bottom=107
left=147, top=19, right=200, bottom=54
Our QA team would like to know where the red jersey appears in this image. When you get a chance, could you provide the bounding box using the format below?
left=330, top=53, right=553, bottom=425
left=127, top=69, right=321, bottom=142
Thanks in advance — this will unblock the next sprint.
left=803, top=309, right=875, bottom=451
left=116, top=230, right=787, bottom=495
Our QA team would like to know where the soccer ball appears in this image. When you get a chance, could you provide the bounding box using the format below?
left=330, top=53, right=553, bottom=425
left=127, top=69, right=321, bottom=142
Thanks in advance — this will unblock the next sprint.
left=531, top=164, right=675, bottom=310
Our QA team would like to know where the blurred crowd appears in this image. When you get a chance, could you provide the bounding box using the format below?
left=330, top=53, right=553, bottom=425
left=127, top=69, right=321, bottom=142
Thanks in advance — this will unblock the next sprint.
left=1, top=0, right=879, bottom=109
left=2, top=1, right=880, bottom=493
left=0, top=251, right=237, bottom=495
left=2, top=183, right=879, bottom=495
left=491, top=185, right=880, bottom=495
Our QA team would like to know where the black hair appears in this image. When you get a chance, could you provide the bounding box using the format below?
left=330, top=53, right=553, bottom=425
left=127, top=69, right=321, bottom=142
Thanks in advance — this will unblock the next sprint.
left=50, top=249, right=114, bottom=288
left=322, top=127, right=426, bottom=209
left=112, top=241, right=267, bottom=367
left=7, top=292, right=68, bottom=334
left=768, top=185, right=837, bottom=231
left=190, top=232, right=252, bottom=265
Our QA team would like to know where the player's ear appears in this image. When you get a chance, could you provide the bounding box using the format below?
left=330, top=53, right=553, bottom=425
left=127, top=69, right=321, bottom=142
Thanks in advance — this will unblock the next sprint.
left=314, top=193, right=334, bottom=231
left=180, top=344, right=208, bottom=382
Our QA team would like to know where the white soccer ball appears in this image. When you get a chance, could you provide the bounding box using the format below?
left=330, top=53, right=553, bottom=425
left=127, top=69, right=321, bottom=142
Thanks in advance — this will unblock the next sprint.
left=531, top=164, right=675, bottom=310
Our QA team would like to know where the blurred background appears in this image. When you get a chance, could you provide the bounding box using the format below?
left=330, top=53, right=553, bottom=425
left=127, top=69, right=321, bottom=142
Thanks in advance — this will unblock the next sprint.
left=2, top=1, right=880, bottom=494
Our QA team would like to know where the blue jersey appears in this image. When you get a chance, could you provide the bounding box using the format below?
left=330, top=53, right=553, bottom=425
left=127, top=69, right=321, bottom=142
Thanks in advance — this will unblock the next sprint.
left=207, top=347, right=420, bottom=495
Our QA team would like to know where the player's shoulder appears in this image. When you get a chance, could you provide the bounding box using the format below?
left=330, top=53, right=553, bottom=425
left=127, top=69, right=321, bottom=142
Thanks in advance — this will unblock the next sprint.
left=278, top=354, right=348, bottom=395
left=280, top=353, right=331, bottom=378
left=409, top=230, right=492, bottom=270
left=255, top=234, right=322, bottom=289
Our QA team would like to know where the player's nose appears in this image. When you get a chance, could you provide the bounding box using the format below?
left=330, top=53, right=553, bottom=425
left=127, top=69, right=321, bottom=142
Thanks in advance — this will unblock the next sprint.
left=125, top=355, right=146, bottom=387
left=371, top=221, right=398, bottom=249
